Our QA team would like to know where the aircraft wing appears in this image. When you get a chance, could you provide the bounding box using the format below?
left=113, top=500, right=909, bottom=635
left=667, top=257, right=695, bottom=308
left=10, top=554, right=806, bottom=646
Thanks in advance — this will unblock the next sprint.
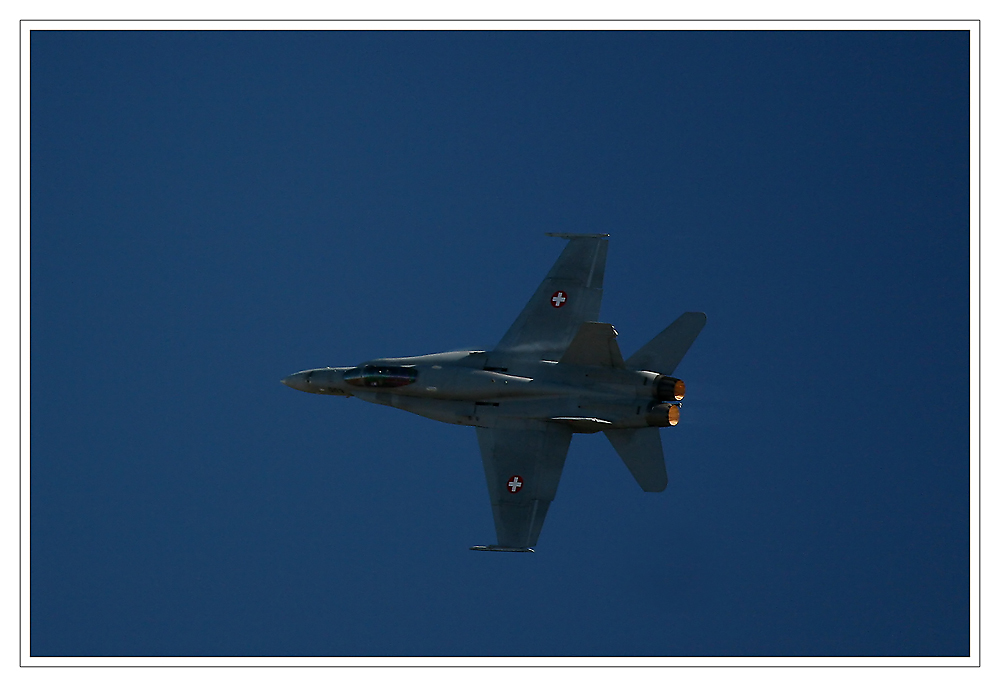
left=488, top=234, right=608, bottom=365
left=474, top=421, right=573, bottom=550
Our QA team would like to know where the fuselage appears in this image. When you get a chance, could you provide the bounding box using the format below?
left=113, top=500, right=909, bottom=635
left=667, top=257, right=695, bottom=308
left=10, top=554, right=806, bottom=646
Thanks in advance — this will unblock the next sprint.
left=281, top=350, right=683, bottom=432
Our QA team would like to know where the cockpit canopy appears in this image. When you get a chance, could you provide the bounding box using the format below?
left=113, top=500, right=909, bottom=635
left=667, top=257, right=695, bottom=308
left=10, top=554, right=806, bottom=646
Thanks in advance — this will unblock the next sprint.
left=343, top=365, right=418, bottom=389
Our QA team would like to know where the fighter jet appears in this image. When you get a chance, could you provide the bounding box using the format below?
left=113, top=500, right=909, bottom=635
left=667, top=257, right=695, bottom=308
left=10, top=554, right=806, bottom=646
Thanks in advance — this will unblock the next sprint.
left=281, top=233, right=706, bottom=552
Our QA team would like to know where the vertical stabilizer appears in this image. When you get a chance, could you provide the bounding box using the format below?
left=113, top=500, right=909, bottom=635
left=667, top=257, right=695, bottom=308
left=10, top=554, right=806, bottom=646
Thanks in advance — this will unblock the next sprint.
left=559, top=322, right=626, bottom=368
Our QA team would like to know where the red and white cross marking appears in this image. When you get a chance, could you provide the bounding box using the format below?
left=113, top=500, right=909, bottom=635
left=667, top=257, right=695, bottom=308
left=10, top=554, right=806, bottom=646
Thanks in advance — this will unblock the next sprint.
left=550, top=291, right=568, bottom=308
left=507, top=475, right=523, bottom=493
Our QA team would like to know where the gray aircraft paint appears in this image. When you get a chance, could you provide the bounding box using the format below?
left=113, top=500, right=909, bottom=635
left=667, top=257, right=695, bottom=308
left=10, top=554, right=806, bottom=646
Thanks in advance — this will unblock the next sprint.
left=282, top=234, right=706, bottom=551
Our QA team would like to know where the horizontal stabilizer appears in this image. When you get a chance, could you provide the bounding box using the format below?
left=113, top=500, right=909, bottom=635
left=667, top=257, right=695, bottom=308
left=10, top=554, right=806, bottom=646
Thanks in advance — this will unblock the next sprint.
left=560, top=322, right=626, bottom=368
left=469, top=545, right=535, bottom=553
left=625, top=312, right=707, bottom=375
left=605, top=427, right=667, bottom=492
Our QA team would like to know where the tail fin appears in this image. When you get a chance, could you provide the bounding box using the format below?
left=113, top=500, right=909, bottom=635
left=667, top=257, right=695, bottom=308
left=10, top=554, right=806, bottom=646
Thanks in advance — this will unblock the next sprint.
left=559, top=322, right=626, bottom=368
left=625, top=312, right=706, bottom=374
left=605, top=428, right=667, bottom=492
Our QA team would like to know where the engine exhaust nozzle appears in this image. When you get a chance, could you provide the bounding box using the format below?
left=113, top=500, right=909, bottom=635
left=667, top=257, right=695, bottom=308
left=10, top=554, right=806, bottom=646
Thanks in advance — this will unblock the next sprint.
left=654, top=376, right=685, bottom=401
left=647, top=403, right=680, bottom=427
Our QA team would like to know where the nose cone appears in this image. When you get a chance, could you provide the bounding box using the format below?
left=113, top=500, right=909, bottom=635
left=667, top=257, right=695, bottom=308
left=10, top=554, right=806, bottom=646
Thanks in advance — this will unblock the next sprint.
left=280, top=371, right=312, bottom=392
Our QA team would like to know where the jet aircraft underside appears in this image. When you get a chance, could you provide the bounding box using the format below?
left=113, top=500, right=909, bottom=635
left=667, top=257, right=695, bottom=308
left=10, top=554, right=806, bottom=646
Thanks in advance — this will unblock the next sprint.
left=282, top=233, right=706, bottom=551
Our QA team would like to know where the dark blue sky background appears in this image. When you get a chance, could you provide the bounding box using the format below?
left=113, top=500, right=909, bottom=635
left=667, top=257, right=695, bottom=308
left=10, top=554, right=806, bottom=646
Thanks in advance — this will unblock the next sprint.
left=30, top=30, right=970, bottom=657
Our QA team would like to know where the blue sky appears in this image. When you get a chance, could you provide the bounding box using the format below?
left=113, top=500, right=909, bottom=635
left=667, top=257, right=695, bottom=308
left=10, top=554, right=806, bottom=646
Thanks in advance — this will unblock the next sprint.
left=29, top=29, right=970, bottom=657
